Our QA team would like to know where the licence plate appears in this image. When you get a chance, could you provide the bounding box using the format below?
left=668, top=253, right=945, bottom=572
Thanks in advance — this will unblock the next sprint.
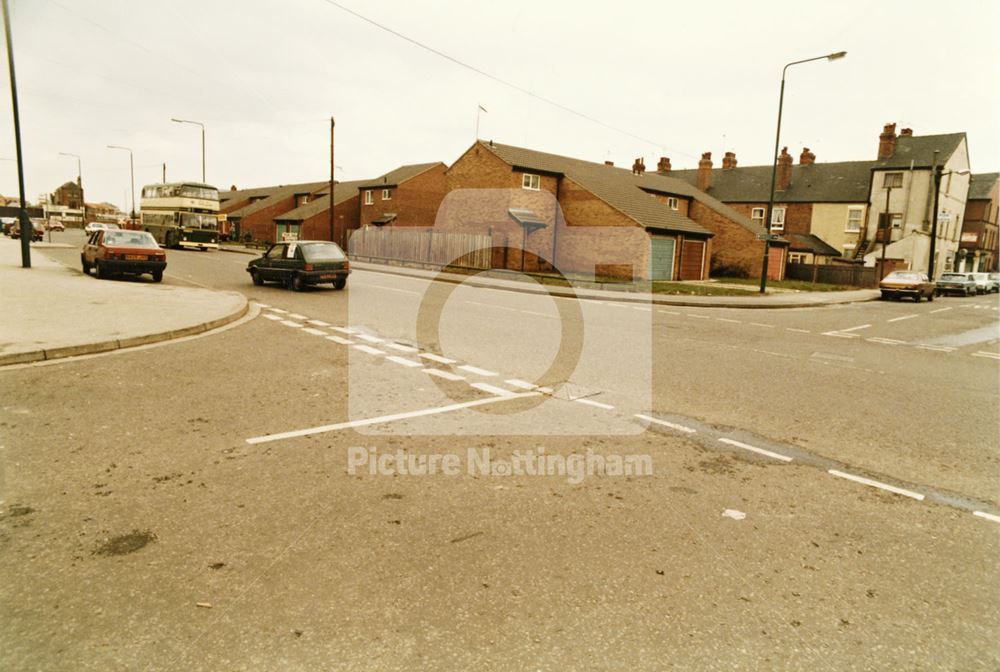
left=125, top=254, right=147, bottom=261
left=320, top=274, right=336, bottom=279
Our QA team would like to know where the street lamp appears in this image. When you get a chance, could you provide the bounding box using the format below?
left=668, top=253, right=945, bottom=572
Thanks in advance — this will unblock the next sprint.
left=759, top=50, right=847, bottom=293
left=927, top=158, right=971, bottom=279
left=107, top=145, right=135, bottom=226
left=170, top=118, right=205, bottom=183
left=58, top=152, right=85, bottom=227
left=878, top=183, right=892, bottom=280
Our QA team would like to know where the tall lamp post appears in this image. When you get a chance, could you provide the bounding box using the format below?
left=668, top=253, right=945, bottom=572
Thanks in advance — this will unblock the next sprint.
left=170, top=118, right=205, bottom=183
left=759, top=51, right=847, bottom=293
left=58, top=152, right=84, bottom=227
left=107, top=145, right=135, bottom=226
left=878, top=184, right=892, bottom=280
left=928, top=162, right=971, bottom=279
left=3, top=0, right=30, bottom=267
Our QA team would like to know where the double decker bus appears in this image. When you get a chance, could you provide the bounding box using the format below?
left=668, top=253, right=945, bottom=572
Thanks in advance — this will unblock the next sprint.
left=139, top=182, right=220, bottom=250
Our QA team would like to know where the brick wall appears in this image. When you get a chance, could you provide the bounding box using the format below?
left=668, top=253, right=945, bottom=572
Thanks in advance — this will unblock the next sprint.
left=299, top=195, right=361, bottom=246
left=360, top=164, right=447, bottom=229
left=726, top=201, right=812, bottom=236
left=689, top=201, right=784, bottom=280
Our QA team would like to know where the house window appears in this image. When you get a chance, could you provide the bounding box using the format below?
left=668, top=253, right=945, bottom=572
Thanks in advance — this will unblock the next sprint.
left=883, top=172, right=903, bottom=188
left=845, top=206, right=864, bottom=232
left=364, top=190, right=373, bottom=205
left=666, top=197, right=679, bottom=210
left=522, top=173, right=540, bottom=191
left=382, top=189, right=391, bottom=201
left=770, top=207, right=785, bottom=231
left=789, top=253, right=808, bottom=264
left=751, top=207, right=766, bottom=225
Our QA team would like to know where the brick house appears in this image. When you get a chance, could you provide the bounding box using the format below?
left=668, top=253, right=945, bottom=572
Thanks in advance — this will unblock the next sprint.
left=273, top=179, right=368, bottom=247
left=440, top=141, right=775, bottom=281
left=959, top=172, right=999, bottom=272
left=224, top=181, right=328, bottom=243
left=51, top=180, right=84, bottom=209
left=358, top=163, right=447, bottom=229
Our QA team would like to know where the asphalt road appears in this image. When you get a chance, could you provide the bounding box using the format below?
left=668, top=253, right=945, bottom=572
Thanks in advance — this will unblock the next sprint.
left=3, top=231, right=999, bottom=670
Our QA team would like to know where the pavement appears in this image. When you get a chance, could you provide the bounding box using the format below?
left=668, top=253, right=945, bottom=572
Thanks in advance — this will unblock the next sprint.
left=0, top=237, right=248, bottom=366
left=221, top=243, right=881, bottom=308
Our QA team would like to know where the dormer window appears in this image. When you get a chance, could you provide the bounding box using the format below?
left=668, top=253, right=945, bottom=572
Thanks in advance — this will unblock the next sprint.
left=667, top=197, right=679, bottom=210
left=522, top=173, right=540, bottom=191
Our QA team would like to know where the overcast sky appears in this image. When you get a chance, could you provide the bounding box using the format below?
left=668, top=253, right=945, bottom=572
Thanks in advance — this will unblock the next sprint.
left=2, top=0, right=998, bottom=211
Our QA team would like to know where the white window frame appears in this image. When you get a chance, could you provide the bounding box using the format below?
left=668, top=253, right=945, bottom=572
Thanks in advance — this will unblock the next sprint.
left=382, top=188, right=391, bottom=201
left=522, top=173, right=540, bottom=191
left=751, top=207, right=766, bottom=224
left=364, top=190, right=373, bottom=205
left=883, top=172, right=903, bottom=188
left=770, top=207, right=786, bottom=231
left=666, top=197, right=679, bottom=210
left=845, top=206, right=864, bottom=232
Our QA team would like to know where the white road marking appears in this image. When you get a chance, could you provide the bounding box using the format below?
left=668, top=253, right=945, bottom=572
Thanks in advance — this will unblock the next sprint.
left=424, top=368, right=465, bottom=381
left=635, top=414, right=696, bottom=434
left=386, top=355, right=422, bottom=368
left=867, top=337, right=905, bottom=345
left=302, top=327, right=328, bottom=336
left=504, top=379, right=537, bottom=390
left=915, top=344, right=956, bottom=352
left=458, top=364, right=498, bottom=377
left=288, top=313, right=308, bottom=320
left=330, top=326, right=358, bottom=335
left=785, top=327, right=810, bottom=333
left=263, top=314, right=283, bottom=321
left=632, top=306, right=652, bottom=312
left=353, top=345, right=385, bottom=356
left=384, top=343, right=418, bottom=353
left=326, top=336, right=354, bottom=345
left=252, top=302, right=270, bottom=308
left=419, top=353, right=457, bottom=365
left=658, top=310, right=681, bottom=315
left=749, top=322, right=774, bottom=328
left=465, top=300, right=518, bottom=312
left=887, top=314, right=918, bottom=323
left=368, top=284, right=420, bottom=295
left=838, top=324, right=872, bottom=333
left=689, top=314, right=711, bottom=319
left=537, top=386, right=554, bottom=394
left=716, top=318, right=740, bottom=323
left=972, top=351, right=1000, bottom=360
left=246, top=393, right=540, bottom=444
left=356, top=334, right=384, bottom=344
left=307, top=319, right=330, bottom=326
left=973, top=511, right=1000, bottom=524
left=470, top=382, right=517, bottom=397
left=280, top=320, right=303, bottom=328
left=828, top=469, right=924, bottom=500
left=520, top=309, right=557, bottom=318
left=929, top=307, right=953, bottom=314
left=822, top=331, right=859, bottom=338
left=268, top=308, right=288, bottom=314
left=574, top=398, right=614, bottom=410
left=718, top=437, right=793, bottom=462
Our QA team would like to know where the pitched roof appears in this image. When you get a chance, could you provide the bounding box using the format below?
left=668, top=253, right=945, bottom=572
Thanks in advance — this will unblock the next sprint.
left=225, top=181, right=328, bottom=220
left=274, top=179, right=370, bottom=222
left=787, top=233, right=841, bottom=256
left=358, top=162, right=444, bottom=189
left=666, top=160, right=874, bottom=204
left=479, top=142, right=714, bottom=236
left=874, top=132, right=966, bottom=169
left=969, top=172, right=999, bottom=200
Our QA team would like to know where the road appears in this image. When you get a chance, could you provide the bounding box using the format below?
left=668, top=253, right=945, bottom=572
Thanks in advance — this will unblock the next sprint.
left=3, top=230, right=999, bottom=670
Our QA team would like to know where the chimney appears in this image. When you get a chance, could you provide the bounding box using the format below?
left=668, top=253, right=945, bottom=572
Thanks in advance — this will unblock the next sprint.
left=721, top=151, right=737, bottom=170
left=776, top=147, right=793, bottom=190
left=632, top=158, right=645, bottom=175
left=657, top=156, right=671, bottom=173
left=877, top=122, right=898, bottom=159
left=799, top=147, right=816, bottom=165
left=697, top=152, right=713, bottom=191
left=604, top=160, right=614, bottom=167
left=900, top=127, right=913, bottom=137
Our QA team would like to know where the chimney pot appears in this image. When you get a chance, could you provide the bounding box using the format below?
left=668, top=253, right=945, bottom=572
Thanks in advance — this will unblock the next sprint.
left=657, top=156, right=671, bottom=173
left=604, top=160, right=614, bottom=167
left=697, top=152, right=714, bottom=191
left=722, top=151, right=737, bottom=170
left=799, top=147, right=816, bottom=165
left=632, top=158, right=645, bottom=175
left=776, top=147, right=793, bottom=190
left=878, top=122, right=898, bottom=159
left=900, top=127, right=913, bottom=137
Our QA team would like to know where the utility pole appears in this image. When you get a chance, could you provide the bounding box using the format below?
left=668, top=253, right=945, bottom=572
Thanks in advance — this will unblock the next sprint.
left=329, top=117, right=335, bottom=243
left=879, top=185, right=892, bottom=279
left=928, top=151, right=941, bottom=280
left=3, top=0, right=30, bottom=267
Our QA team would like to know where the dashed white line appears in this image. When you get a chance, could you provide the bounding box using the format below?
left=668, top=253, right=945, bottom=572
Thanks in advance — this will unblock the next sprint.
left=574, top=398, right=614, bottom=410
left=302, top=327, right=328, bottom=336
left=280, top=320, right=303, bottom=328
left=470, top=382, right=517, bottom=397
left=632, top=306, right=652, bottom=312
left=368, top=284, right=420, bottom=295
left=973, top=511, right=1000, bottom=524
left=307, top=319, right=330, bottom=326
left=424, top=368, right=465, bottom=381
left=635, top=414, right=697, bottom=434
left=384, top=343, right=419, bottom=353
left=828, top=469, right=924, bottom=500
left=465, top=300, right=518, bottom=312
left=252, top=302, right=270, bottom=308
left=263, top=314, right=282, bottom=321
left=785, top=327, right=810, bottom=333
left=929, top=307, right=953, bottom=314
left=504, top=379, right=538, bottom=390
left=288, top=313, right=308, bottom=320
left=749, top=322, right=774, bottom=328
left=822, top=331, right=859, bottom=339
left=838, top=324, right=872, bottom=333
left=268, top=308, right=288, bottom=314
left=330, top=326, right=358, bottom=335
left=353, top=345, right=385, bottom=356
left=718, top=437, right=793, bottom=462
left=867, top=337, right=905, bottom=345
left=458, top=364, right=498, bottom=377
left=658, top=310, right=681, bottom=316
left=689, top=314, right=711, bottom=320
left=385, top=355, right=422, bottom=368
left=887, top=314, right=918, bottom=323
left=419, top=353, right=457, bottom=365
left=326, top=335, right=354, bottom=345
left=356, top=334, right=384, bottom=344
left=915, top=344, right=956, bottom=352
left=716, top=318, right=740, bottom=324
left=972, top=351, right=1000, bottom=360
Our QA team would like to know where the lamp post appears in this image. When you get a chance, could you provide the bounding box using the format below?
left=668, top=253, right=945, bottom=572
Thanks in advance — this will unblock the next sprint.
left=58, top=152, right=84, bottom=227
left=759, top=51, right=846, bottom=293
left=878, top=185, right=892, bottom=280
left=3, top=0, right=30, bottom=267
left=170, top=118, right=205, bottom=183
left=928, top=161, right=971, bottom=279
left=107, top=145, right=135, bottom=226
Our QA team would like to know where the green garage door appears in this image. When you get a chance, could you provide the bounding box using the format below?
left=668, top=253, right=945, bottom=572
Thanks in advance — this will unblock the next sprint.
left=649, top=237, right=675, bottom=280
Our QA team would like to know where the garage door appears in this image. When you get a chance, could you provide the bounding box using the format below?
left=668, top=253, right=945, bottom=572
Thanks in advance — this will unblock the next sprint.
left=649, top=237, right=675, bottom=280
left=679, top=239, right=705, bottom=280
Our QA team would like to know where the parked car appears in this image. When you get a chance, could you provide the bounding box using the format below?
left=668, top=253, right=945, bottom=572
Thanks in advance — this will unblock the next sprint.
left=970, top=272, right=998, bottom=294
left=82, top=229, right=166, bottom=282
left=247, top=240, right=350, bottom=291
left=990, top=273, right=1000, bottom=291
left=935, top=272, right=978, bottom=297
left=1, top=216, right=16, bottom=236
left=84, top=221, right=109, bottom=234
left=11, top=219, right=45, bottom=241
left=879, top=270, right=935, bottom=302
left=46, top=218, right=65, bottom=232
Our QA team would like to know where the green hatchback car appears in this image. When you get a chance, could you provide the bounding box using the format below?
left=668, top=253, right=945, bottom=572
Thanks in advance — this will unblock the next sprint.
left=247, top=240, right=350, bottom=291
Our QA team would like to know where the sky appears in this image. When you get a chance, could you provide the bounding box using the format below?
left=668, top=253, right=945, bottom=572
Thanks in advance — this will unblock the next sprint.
left=1, top=0, right=998, bottom=212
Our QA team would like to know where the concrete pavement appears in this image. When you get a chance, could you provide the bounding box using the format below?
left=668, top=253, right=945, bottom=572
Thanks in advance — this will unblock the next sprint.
left=0, top=237, right=248, bottom=366
left=220, top=243, right=880, bottom=308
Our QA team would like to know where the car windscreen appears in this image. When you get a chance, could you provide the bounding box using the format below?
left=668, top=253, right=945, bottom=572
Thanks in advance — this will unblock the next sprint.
left=104, top=231, right=159, bottom=248
left=302, top=243, right=347, bottom=261
left=886, top=272, right=922, bottom=280
left=939, top=274, right=965, bottom=280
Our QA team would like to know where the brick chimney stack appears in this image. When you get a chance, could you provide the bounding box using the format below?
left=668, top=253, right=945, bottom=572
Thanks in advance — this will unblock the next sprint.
left=721, top=151, right=737, bottom=170
left=604, top=160, right=614, bottom=167
left=697, top=152, right=713, bottom=191
left=657, top=156, right=671, bottom=173
left=776, top=147, right=793, bottom=190
left=878, top=122, right=898, bottom=159
left=631, top=158, right=646, bottom=175
left=900, top=128, right=913, bottom=137
left=799, top=147, right=816, bottom=165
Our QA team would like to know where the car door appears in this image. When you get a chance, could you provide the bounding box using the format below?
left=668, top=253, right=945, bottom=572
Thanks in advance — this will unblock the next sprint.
left=258, top=244, right=285, bottom=281
left=273, top=242, right=301, bottom=284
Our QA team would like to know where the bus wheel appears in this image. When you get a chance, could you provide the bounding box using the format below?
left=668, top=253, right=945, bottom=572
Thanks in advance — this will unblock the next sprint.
left=164, top=231, right=176, bottom=248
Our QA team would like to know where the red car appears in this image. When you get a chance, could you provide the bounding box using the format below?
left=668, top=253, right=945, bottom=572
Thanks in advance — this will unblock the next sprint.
left=82, top=229, right=167, bottom=282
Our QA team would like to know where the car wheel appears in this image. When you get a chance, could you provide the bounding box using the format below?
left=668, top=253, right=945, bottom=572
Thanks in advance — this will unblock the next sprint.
left=880, top=291, right=889, bottom=300
left=152, top=270, right=163, bottom=283
left=914, top=293, right=921, bottom=303
left=291, top=274, right=306, bottom=292
left=81, top=256, right=91, bottom=275
left=333, top=278, right=346, bottom=290
left=95, top=261, right=108, bottom=280
left=251, top=269, right=263, bottom=286
left=927, top=292, right=934, bottom=302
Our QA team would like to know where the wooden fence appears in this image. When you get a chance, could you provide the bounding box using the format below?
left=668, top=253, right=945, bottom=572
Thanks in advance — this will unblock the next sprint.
left=347, top=227, right=493, bottom=270
left=785, top=262, right=878, bottom=287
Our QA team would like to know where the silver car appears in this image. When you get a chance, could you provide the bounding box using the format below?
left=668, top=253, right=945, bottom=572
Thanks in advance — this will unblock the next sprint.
left=971, top=272, right=998, bottom=294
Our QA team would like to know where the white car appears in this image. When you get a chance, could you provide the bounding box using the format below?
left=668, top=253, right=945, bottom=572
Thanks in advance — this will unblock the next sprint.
left=84, top=222, right=120, bottom=234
